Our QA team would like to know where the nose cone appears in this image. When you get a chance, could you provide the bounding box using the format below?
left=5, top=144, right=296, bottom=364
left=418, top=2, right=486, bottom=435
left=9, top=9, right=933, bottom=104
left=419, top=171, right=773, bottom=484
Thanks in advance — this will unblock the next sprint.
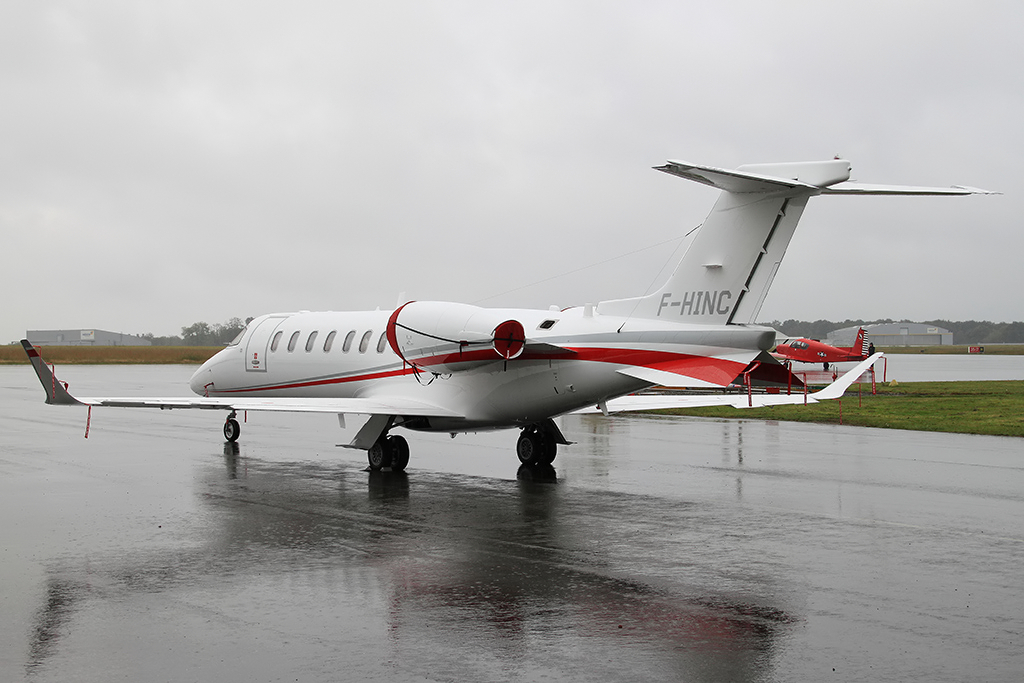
left=189, top=360, right=213, bottom=396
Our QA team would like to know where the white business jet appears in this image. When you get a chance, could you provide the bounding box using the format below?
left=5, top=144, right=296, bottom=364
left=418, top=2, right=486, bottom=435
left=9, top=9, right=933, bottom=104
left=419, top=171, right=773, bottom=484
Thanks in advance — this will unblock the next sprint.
left=23, top=158, right=991, bottom=471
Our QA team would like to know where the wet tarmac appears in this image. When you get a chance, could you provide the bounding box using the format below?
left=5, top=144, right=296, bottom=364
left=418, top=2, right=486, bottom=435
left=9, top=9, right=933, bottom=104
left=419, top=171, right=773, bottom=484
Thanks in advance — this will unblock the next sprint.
left=2, top=365, right=1023, bottom=682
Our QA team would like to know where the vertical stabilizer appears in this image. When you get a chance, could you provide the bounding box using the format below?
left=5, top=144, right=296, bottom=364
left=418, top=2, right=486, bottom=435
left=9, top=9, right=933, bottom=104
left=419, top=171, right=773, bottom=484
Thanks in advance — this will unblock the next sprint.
left=598, top=159, right=851, bottom=324
left=853, top=328, right=869, bottom=357
left=598, top=158, right=992, bottom=325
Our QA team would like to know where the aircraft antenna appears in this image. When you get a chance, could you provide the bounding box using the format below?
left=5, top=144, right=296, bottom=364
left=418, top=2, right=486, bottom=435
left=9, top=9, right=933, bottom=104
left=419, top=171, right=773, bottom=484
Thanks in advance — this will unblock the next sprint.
left=618, top=222, right=702, bottom=331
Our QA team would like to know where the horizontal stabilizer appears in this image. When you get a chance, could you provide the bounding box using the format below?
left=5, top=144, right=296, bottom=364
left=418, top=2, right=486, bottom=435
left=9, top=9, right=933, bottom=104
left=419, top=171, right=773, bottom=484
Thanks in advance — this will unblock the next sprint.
left=822, top=183, right=997, bottom=196
left=655, top=160, right=846, bottom=193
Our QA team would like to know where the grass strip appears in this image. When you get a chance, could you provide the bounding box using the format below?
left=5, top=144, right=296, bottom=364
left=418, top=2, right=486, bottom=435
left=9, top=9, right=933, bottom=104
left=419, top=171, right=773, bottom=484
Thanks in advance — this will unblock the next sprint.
left=655, top=380, right=1024, bottom=438
left=878, top=345, right=1024, bottom=355
left=0, top=346, right=222, bottom=365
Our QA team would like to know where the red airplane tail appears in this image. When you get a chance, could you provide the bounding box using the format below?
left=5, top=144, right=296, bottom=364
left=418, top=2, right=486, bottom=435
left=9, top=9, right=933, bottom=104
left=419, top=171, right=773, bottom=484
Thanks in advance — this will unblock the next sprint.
left=851, top=328, right=869, bottom=359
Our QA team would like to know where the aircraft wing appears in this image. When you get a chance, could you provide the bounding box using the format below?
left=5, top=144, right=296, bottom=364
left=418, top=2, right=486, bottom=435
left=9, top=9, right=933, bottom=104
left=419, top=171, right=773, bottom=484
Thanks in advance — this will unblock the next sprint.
left=69, top=395, right=462, bottom=417
left=20, top=340, right=462, bottom=418
left=579, top=353, right=883, bottom=414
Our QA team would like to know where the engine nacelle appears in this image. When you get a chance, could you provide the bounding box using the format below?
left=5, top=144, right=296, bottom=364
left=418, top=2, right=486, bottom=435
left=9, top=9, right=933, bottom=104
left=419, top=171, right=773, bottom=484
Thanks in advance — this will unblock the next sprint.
left=386, top=301, right=525, bottom=373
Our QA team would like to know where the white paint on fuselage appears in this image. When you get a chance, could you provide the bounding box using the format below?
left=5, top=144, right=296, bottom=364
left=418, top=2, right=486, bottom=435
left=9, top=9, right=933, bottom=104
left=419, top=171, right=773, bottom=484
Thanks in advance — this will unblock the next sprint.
left=189, top=306, right=774, bottom=432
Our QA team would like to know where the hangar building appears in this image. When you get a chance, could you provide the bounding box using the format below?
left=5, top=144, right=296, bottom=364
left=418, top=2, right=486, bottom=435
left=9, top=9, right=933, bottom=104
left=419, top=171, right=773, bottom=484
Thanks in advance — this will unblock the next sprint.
left=26, top=329, right=152, bottom=347
left=827, top=322, right=952, bottom=347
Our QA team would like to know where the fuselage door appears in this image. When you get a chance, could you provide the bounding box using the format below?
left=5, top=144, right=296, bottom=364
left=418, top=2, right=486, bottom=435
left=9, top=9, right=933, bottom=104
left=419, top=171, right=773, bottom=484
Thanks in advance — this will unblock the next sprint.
left=244, top=315, right=288, bottom=372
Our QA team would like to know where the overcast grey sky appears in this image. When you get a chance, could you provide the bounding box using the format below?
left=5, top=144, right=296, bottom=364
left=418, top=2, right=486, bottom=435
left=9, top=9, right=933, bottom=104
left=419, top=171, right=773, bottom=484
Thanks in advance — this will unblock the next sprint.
left=2, top=1, right=1021, bottom=343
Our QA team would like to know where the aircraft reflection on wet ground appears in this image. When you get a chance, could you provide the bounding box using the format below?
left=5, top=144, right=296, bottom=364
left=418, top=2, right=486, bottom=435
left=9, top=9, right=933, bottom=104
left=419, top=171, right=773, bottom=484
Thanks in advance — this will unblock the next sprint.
left=21, top=448, right=793, bottom=683
left=3, top=365, right=1023, bottom=682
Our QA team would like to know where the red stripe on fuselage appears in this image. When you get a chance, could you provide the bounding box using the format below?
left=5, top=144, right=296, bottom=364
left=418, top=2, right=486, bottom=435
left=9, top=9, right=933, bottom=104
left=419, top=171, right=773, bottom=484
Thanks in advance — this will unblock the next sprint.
left=214, top=366, right=418, bottom=394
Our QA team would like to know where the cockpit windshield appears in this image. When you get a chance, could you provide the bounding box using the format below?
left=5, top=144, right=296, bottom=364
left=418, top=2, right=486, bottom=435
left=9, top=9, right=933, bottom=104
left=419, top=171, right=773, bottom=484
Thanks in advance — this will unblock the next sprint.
left=226, top=326, right=247, bottom=347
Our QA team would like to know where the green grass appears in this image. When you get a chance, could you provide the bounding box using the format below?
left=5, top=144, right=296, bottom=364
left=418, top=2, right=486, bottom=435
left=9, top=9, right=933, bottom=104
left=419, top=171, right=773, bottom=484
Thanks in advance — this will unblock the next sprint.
left=657, top=381, right=1024, bottom=437
left=878, top=344, right=1024, bottom=355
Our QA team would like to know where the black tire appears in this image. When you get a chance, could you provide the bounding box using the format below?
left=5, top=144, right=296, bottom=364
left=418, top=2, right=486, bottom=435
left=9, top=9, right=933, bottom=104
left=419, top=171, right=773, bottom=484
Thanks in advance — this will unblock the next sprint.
left=540, top=437, right=557, bottom=465
left=388, top=435, right=410, bottom=472
left=517, top=431, right=544, bottom=465
left=367, top=439, right=392, bottom=470
left=223, top=418, right=240, bottom=442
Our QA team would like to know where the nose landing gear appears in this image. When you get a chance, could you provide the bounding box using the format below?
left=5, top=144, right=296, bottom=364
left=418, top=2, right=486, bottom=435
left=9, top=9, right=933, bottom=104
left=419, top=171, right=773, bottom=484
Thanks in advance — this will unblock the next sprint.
left=224, top=411, right=241, bottom=442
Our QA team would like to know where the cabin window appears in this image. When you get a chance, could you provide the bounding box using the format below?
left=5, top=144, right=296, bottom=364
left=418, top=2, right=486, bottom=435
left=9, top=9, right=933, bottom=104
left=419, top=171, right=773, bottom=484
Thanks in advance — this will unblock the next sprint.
left=287, top=331, right=300, bottom=352
left=271, top=330, right=283, bottom=352
left=538, top=319, right=557, bottom=330
left=342, top=330, right=356, bottom=353
left=324, top=330, right=337, bottom=352
left=376, top=331, right=388, bottom=353
left=305, top=331, right=318, bottom=352
left=359, top=330, right=373, bottom=353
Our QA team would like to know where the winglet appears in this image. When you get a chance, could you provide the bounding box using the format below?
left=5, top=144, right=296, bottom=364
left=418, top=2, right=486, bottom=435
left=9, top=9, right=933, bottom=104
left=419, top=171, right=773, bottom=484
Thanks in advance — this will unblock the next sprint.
left=810, top=353, right=884, bottom=401
left=20, top=340, right=84, bottom=406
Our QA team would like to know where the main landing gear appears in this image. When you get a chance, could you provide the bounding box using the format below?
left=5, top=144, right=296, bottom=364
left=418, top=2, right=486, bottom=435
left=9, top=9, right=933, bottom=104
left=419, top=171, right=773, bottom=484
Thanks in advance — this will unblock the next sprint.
left=367, top=434, right=410, bottom=472
left=224, top=411, right=241, bottom=442
left=516, top=424, right=558, bottom=466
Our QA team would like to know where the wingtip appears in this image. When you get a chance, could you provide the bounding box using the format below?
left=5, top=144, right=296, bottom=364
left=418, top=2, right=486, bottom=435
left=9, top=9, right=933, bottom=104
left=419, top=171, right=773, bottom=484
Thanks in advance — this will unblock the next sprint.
left=951, top=185, right=1001, bottom=195
left=21, top=339, right=41, bottom=358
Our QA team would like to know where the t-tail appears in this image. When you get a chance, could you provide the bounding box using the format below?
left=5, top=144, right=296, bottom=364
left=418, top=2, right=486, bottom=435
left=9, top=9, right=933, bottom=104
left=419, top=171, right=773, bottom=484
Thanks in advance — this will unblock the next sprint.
left=598, top=159, right=994, bottom=324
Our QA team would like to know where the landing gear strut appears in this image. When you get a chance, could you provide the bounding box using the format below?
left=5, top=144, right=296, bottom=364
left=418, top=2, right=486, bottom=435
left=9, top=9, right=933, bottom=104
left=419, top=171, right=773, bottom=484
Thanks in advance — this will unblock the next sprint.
left=367, top=434, right=410, bottom=472
left=223, top=411, right=240, bottom=442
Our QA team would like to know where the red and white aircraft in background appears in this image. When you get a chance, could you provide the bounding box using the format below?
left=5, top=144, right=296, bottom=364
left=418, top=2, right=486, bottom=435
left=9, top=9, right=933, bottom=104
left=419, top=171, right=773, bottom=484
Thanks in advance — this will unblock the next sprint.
left=774, top=328, right=871, bottom=370
left=23, top=158, right=990, bottom=471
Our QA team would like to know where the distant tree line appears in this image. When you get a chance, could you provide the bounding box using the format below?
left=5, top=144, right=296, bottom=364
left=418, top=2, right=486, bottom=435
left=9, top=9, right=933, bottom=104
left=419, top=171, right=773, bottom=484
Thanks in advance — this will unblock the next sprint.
left=763, top=319, right=1024, bottom=345
left=143, top=317, right=252, bottom=346
left=140, top=316, right=1023, bottom=347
